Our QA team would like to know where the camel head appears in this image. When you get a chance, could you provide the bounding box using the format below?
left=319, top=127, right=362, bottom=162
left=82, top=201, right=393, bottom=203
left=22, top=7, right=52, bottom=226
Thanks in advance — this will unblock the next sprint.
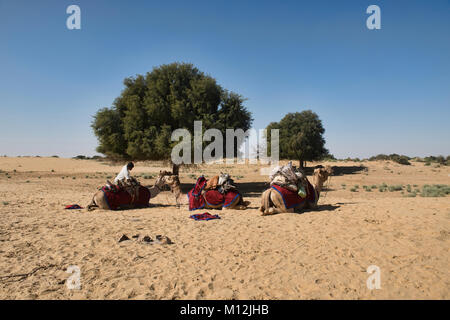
left=312, top=165, right=333, bottom=192
left=164, top=174, right=181, bottom=189
left=155, top=170, right=172, bottom=188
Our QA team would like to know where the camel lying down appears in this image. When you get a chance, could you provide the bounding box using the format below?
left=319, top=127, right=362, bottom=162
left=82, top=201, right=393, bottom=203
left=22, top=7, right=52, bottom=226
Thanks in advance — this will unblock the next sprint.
left=162, top=174, right=250, bottom=210
left=87, top=174, right=166, bottom=210
left=260, top=166, right=333, bottom=215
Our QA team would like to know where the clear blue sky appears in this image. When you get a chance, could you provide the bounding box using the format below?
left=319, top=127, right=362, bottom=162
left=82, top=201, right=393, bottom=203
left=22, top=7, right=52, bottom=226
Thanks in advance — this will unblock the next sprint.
left=1, top=0, right=449, bottom=159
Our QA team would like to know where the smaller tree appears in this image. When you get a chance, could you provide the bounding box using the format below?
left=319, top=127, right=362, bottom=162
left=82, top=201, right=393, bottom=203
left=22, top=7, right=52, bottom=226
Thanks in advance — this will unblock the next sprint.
left=267, top=110, right=328, bottom=168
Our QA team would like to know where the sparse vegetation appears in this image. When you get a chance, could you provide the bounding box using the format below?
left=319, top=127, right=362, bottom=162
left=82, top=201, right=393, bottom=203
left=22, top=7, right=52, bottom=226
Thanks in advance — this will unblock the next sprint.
left=368, top=154, right=411, bottom=165
left=404, top=192, right=417, bottom=197
left=421, top=185, right=450, bottom=197
left=388, top=185, right=403, bottom=192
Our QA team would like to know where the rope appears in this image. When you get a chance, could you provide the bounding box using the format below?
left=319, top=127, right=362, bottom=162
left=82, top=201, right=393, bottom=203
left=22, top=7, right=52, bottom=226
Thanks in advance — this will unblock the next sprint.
left=321, top=175, right=332, bottom=200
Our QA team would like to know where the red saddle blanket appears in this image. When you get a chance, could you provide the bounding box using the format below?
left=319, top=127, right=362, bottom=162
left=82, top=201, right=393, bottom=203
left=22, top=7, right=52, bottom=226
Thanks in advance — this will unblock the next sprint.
left=101, top=185, right=151, bottom=210
left=271, top=180, right=317, bottom=209
left=187, top=176, right=207, bottom=211
left=204, top=190, right=240, bottom=208
left=187, top=176, right=241, bottom=210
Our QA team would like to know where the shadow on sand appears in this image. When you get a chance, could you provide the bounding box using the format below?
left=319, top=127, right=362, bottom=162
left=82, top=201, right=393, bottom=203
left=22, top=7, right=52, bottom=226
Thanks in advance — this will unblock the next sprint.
left=303, top=165, right=368, bottom=176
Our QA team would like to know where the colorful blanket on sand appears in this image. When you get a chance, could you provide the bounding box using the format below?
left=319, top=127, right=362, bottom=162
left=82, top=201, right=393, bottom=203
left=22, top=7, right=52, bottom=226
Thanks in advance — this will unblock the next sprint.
left=271, top=180, right=318, bottom=209
left=190, top=212, right=221, bottom=221
left=65, top=204, right=83, bottom=209
left=101, top=185, right=151, bottom=210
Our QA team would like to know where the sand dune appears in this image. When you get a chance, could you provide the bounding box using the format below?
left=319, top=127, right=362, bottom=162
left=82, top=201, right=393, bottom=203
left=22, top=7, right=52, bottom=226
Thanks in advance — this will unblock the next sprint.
left=0, top=157, right=448, bottom=299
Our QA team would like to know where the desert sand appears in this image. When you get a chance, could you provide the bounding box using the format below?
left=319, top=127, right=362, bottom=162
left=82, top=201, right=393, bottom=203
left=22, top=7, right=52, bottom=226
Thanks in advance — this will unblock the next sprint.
left=0, top=157, right=448, bottom=299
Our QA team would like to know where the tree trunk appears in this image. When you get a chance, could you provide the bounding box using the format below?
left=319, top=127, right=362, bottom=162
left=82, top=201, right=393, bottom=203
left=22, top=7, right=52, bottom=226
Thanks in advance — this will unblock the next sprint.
left=172, top=163, right=180, bottom=176
left=299, top=159, right=305, bottom=169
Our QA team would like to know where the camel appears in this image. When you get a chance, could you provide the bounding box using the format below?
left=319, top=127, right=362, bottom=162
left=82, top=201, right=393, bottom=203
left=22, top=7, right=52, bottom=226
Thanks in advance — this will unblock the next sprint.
left=161, top=173, right=250, bottom=210
left=259, top=166, right=333, bottom=215
left=87, top=172, right=167, bottom=211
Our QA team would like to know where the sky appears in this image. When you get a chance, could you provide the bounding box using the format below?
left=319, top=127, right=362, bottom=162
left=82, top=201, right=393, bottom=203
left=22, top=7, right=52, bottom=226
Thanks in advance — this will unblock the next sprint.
left=1, top=0, right=449, bottom=159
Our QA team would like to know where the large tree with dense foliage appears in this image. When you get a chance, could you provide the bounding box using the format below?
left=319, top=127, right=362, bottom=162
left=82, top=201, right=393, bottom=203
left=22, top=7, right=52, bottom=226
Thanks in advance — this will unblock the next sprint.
left=266, top=110, right=328, bottom=168
left=92, top=63, right=253, bottom=172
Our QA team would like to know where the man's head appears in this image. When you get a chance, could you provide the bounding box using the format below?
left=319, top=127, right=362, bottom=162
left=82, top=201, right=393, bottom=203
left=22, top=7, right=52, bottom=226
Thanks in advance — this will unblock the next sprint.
left=127, top=162, right=134, bottom=171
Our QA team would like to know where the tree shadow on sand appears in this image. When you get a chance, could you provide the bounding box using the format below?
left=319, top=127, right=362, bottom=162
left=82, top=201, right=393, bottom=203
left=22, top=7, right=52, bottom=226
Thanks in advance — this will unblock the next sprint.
left=303, top=165, right=368, bottom=176
left=298, top=204, right=341, bottom=214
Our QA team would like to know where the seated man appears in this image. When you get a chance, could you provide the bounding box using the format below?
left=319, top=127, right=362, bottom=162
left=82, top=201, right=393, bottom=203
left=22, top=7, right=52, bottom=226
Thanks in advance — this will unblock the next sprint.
left=111, top=162, right=140, bottom=201
left=114, top=162, right=134, bottom=185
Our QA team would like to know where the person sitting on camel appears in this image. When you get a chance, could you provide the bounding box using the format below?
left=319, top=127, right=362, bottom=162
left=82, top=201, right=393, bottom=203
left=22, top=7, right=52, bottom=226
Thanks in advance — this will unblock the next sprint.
left=109, top=162, right=140, bottom=202
left=114, top=162, right=135, bottom=185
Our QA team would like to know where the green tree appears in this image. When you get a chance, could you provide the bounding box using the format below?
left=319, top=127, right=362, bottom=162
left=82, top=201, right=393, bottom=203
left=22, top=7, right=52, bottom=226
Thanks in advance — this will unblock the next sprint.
left=92, top=62, right=253, bottom=172
left=266, top=110, right=328, bottom=168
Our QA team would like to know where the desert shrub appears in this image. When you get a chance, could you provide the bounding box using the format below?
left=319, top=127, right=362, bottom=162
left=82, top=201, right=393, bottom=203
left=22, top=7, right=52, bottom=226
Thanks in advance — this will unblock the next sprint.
left=235, top=175, right=244, bottom=180
left=3, top=201, right=9, bottom=205
left=388, top=185, right=403, bottom=192
left=369, top=154, right=411, bottom=165
left=51, top=155, right=59, bottom=158
left=391, top=155, right=410, bottom=165
left=404, top=192, right=417, bottom=197
left=421, top=185, right=450, bottom=197
left=350, top=187, right=357, bottom=192
left=371, top=185, right=377, bottom=189
left=369, top=154, right=390, bottom=161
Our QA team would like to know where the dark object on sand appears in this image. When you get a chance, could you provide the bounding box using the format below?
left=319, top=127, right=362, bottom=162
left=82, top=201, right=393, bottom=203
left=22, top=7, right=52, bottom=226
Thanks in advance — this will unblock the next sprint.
left=118, top=234, right=130, bottom=242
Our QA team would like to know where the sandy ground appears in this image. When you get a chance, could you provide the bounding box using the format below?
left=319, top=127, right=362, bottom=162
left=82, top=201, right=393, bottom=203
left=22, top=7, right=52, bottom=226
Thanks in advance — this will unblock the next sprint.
left=0, top=157, right=448, bottom=299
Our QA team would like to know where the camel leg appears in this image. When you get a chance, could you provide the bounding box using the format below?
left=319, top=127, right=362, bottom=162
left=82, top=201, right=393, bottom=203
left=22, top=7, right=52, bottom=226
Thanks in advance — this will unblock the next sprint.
left=91, top=191, right=110, bottom=210
left=224, top=195, right=248, bottom=210
left=87, top=195, right=98, bottom=211
left=261, top=189, right=293, bottom=215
